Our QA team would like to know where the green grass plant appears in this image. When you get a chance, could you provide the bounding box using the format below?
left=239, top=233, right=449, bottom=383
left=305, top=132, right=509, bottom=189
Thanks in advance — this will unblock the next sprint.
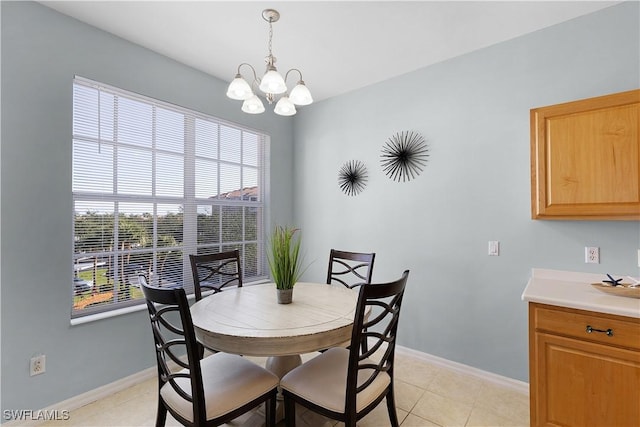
left=267, top=225, right=307, bottom=290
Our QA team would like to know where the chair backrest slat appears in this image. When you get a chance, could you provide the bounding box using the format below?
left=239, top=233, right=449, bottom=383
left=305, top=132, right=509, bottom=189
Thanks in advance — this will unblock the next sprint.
left=326, top=249, right=375, bottom=288
left=189, top=249, right=242, bottom=300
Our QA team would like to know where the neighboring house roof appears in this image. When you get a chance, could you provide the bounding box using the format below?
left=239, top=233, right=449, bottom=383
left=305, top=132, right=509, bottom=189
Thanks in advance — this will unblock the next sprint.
left=216, top=186, right=258, bottom=201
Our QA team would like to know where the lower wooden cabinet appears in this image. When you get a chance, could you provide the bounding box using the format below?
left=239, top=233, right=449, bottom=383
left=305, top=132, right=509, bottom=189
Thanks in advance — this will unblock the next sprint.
left=529, top=303, right=640, bottom=427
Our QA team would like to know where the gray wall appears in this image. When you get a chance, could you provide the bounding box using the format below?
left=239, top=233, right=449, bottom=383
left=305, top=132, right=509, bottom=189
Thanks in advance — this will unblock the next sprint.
left=1, top=1, right=294, bottom=413
left=293, top=2, right=639, bottom=382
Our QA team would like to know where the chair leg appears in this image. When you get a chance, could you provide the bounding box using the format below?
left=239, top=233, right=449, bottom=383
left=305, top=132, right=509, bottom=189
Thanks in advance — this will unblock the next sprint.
left=360, top=335, right=369, bottom=354
left=155, top=398, right=167, bottom=427
left=386, top=388, right=400, bottom=427
left=345, top=414, right=357, bottom=427
left=197, top=343, right=205, bottom=360
left=266, top=394, right=276, bottom=427
left=284, top=394, right=296, bottom=427
left=360, top=327, right=371, bottom=354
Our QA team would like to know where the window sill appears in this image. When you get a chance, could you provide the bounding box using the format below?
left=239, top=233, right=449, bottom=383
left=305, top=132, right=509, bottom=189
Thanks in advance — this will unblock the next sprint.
left=70, top=302, right=147, bottom=326
left=70, top=279, right=271, bottom=326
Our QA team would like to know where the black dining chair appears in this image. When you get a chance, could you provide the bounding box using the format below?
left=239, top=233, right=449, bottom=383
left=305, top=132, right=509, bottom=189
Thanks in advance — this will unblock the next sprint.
left=325, top=249, right=376, bottom=353
left=141, top=282, right=279, bottom=427
left=326, top=249, right=375, bottom=289
left=189, top=250, right=243, bottom=357
left=189, top=249, right=242, bottom=301
left=281, top=270, right=409, bottom=427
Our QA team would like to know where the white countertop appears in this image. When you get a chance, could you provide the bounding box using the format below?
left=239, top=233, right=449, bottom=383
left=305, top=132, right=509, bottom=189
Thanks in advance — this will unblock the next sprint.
left=522, top=269, right=640, bottom=318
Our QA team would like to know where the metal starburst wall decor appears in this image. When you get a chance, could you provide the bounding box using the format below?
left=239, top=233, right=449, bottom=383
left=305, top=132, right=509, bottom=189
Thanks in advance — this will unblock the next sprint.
left=380, top=131, right=429, bottom=182
left=338, top=160, right=368, bottom=196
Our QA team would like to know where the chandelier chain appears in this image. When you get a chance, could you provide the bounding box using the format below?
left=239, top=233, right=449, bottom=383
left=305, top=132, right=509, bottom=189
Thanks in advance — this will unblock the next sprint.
left=268, top=21, right=274, bottom=60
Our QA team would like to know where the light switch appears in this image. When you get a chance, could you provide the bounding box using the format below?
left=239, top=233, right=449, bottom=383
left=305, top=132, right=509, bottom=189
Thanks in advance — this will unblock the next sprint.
left=488, top=241, right=500, bottom=256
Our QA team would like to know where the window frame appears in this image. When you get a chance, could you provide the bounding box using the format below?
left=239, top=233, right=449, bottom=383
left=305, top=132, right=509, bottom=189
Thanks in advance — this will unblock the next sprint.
left=71, top=76, right=269, bottom=321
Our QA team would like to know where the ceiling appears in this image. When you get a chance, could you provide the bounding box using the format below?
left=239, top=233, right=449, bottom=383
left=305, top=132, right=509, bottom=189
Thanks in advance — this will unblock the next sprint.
left=41, top=1, right=619, bottom=102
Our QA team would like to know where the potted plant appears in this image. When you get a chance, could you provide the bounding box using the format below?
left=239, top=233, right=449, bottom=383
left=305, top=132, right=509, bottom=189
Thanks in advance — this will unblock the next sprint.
left=267, top=225, right=306, bottom=304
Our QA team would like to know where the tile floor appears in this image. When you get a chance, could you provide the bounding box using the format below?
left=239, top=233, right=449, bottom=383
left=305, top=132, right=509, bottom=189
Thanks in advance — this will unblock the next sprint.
left=41, top=352, right=529, bottom=426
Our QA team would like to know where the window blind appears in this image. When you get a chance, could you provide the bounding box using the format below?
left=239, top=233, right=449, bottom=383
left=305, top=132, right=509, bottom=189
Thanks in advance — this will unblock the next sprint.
left=72, top=76, right=268, bottom=319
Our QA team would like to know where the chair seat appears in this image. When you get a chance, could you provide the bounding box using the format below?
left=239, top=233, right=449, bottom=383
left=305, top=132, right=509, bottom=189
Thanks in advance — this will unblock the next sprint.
left=161, top=352, right=279, bottom=423
left=280, top=347, right=390, bottom=414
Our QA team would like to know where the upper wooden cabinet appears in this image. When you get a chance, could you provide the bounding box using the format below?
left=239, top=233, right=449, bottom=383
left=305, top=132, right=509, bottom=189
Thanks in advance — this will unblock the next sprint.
left=530, top=89, right=640, bottom=220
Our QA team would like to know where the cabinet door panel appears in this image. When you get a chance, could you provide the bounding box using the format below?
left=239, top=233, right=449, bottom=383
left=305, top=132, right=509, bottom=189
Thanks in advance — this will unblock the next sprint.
left=547, top=104, right=638, bottom=204
left=535, top=333, right=640, bottom=427
left=531, top=89, right=640, bottom=220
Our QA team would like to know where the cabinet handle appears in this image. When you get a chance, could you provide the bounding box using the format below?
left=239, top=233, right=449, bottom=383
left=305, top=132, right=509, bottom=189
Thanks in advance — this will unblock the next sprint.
left=586, top=325, right=614, bottom=336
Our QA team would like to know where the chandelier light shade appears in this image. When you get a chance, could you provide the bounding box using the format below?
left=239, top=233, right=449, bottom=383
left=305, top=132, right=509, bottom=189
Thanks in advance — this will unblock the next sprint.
left=226, top=75, right=253, bottom=100
left=274, top=96, right=296, bottom=116
left=259, top=69, right=287, bottom=95
left=289, top=81, right=313, bottom=105
left=226, top=9, right=313, bottom=116
left=241, top=95, right=266, bottom=114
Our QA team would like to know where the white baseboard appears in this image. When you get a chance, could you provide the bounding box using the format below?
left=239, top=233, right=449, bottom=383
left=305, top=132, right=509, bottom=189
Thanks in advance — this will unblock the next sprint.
left=7, top=346, right=528, bottom=425
left=396, top=344, right=530, bottom=395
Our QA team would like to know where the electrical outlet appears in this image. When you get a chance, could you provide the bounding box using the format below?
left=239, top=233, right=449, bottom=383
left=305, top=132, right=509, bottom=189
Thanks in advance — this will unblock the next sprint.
left=637, top=249, right=640, bottom=268
left=585, top=247, right=600, bottom=264
left=30, top=355, right=45, bottom=376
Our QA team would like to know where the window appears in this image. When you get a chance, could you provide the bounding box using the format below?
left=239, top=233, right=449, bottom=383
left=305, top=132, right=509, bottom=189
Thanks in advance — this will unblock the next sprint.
left=72, top=77, right=268, bottom=319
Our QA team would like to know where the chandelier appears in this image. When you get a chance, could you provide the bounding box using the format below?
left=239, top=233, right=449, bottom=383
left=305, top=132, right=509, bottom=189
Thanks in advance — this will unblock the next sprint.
left=226, top=9, right=313, bottom=116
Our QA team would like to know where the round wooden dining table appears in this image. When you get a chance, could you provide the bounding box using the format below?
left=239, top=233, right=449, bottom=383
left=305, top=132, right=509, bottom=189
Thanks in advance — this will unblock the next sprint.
left=190, top=282, right=360, bottom=379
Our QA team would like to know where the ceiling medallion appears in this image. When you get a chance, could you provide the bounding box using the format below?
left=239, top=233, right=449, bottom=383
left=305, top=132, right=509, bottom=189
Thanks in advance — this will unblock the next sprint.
left=380, top=131, right=429, bottom=182
left=338, top=160, right=368, bottom=196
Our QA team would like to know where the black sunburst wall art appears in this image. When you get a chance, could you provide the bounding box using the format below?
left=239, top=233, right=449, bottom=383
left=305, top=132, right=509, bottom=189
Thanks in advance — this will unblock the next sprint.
left=338, top=160, right=368, bottom=196
left=380, top=131, right=429, bottom=182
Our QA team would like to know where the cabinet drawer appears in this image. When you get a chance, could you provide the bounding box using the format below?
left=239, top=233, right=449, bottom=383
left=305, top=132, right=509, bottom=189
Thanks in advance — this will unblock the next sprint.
left=532, top=303, right=640, bottom=351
